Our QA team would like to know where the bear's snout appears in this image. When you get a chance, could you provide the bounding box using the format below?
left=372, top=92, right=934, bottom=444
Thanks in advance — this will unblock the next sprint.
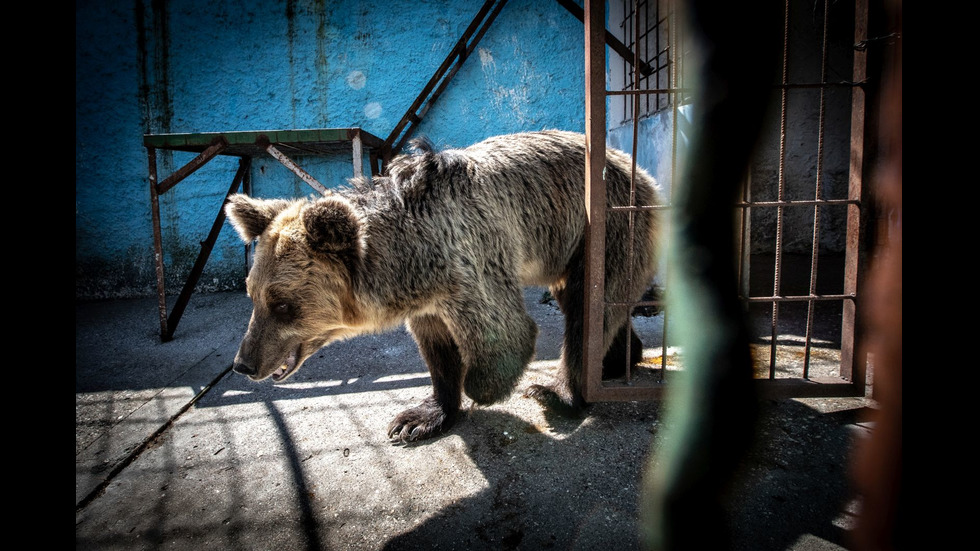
left=232, top=361, right=258, bottom=377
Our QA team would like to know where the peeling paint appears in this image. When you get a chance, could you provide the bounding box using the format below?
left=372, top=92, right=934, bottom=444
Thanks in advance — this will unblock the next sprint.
left=478, top=47, right=495, bottom=69
left=346, top=70, right=366, bottom=90
left=364, top=102, right=382, bottom=119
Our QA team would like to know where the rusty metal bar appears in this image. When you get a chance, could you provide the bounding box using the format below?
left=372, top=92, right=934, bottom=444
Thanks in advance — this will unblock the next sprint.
left=743, top=294, right=855, bottom=303
left=610, top=293, right=853, bottom=307
left=754, top=377, right=868, bottom=399
left=586, top=372, right=867, bottom=402
left=264, top=143, right=330, bottom=196
left=610, top=82, right=861, bottom=93
left=658, top=309, right=669, bottom=383
left=558, top=0, right=655, bottom=77
left=609, top=299, right=663, bottom=308
left=737, top=171, right=752, bottom=298
left=734, top=198, right=859, bottom=208
left=606, top=88, right=691, bottom=96
left=148, top=147, right=169, bottom=340
left=163, top=157, right=250, bottom=341
left=803, top=0, right=832, bottom=379
left=156, top=137, right=228, bottom=194
left=621, top=0, right=630, bottom=118
left=582, top=0, right=608, bottom=403
left=589, top=376, right=862, bottom=403
left=769, top=0, right=791, bottom=379
left=609, top=204, right=671, bottom=212
left=841, top=0, right=869, bottom=390
left=608, top=83, right=859, bottom=97
left=652, top=0, right=660, bottom=112
left=622, top=0, right=643, bottom=382
left=659, top=0, right=670, bottom=111
left=661, top=1, right=677, bottom=381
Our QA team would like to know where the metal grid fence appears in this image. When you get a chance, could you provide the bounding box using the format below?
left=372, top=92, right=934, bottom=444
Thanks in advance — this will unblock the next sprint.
left=583, top=0, right=872, bottom=401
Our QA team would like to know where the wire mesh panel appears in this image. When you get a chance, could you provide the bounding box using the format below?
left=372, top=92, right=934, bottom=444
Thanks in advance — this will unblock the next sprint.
left=583, top=0, right=871, bottom=401
left=619, top=0, right=672, bottom=118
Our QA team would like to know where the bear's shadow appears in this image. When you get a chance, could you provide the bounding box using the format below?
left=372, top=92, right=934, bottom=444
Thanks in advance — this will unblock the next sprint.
left=381, top=400, right=858, bottom=551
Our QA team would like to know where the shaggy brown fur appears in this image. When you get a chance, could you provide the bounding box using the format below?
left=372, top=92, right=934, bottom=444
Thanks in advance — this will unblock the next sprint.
left=225, top=130, right=661, bottom=442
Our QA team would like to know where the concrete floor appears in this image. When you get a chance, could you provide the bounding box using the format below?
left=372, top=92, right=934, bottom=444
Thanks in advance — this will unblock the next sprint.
left=76, top=288, right=874, bottom=550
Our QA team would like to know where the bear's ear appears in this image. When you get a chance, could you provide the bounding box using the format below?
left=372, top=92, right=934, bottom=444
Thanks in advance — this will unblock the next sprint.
left=301, top=197, right=363, bottom=255
left=224, top=194, right=292, bottom=242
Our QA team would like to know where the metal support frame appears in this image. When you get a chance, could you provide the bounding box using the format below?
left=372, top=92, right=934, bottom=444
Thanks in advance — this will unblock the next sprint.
left=841, top=0, right=870, bottom=389
left=149, top=155, right=250, bottom=341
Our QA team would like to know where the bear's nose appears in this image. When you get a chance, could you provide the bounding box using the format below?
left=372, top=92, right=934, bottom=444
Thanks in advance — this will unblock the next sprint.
left=232, top=362, right=257, bottom=376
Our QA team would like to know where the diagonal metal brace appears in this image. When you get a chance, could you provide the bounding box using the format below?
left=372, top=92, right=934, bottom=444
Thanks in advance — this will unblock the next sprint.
left=161, top=157, right=252, bottom=341
left=260, top=137, right=332, bottom=196
left=157, top=137, right=228, bottom=194
left=556, top=0, right=656, bottom=77
left=382, top=0, right=508, bottom=166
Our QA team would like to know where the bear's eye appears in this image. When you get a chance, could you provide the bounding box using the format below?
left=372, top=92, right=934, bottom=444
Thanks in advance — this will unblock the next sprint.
left=270, top=302, right=295, bottom=321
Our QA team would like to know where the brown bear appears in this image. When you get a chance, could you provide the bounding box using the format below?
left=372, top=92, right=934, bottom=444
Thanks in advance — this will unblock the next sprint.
left=225, top=130, right=660, bottom=442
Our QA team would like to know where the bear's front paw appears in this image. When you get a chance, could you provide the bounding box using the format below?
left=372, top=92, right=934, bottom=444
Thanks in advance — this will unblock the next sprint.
left=387, top=397, right=458, bottom=443
left=523, top=384, right=587, bottom=417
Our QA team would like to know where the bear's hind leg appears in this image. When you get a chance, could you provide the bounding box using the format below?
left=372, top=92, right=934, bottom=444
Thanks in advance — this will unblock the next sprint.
left=525, top=261, right=640, bottom=412
left=524, top=263, right=589, bottom=412
left=602, top=323, right=643, bottom=380
left=389, top=314, right=464, bottom=442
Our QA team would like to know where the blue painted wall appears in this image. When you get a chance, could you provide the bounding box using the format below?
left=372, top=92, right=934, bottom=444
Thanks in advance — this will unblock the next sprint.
left=75, top=0, right=588, bottom=299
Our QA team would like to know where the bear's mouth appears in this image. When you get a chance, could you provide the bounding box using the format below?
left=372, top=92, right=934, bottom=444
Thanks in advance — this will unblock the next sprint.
left=271, top=343, right=303, bottom=382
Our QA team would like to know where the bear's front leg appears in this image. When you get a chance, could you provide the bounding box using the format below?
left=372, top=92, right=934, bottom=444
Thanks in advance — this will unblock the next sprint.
left=446, top=291, right=538, bottom=406
left=388, top=315, right=464, bottom=442
left=525, top=275, right=640, bottom=414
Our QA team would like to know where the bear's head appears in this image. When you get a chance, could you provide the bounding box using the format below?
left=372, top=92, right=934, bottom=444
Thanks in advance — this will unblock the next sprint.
left=224, top=193, right=365, bottom=382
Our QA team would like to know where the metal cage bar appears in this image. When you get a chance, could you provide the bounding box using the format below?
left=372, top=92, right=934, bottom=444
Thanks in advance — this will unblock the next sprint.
left=582, top=0, right=610, bottom=402
left=620, top=0, right=673, bottom=120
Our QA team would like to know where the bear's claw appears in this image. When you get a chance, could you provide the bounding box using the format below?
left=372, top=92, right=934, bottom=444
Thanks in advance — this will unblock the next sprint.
left=387, top=398, right=456, bottom=443
left=523, top=384, right=587, bottom=418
